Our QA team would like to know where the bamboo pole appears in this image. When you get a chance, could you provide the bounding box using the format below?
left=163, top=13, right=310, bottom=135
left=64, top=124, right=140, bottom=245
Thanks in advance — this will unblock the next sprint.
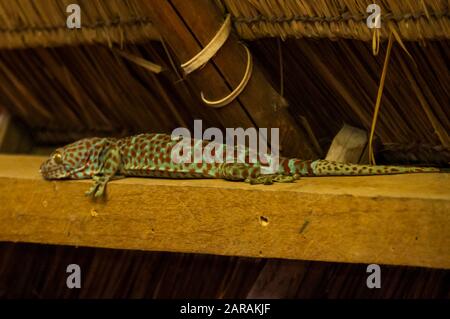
left=145, top=0, right=316, bottom=158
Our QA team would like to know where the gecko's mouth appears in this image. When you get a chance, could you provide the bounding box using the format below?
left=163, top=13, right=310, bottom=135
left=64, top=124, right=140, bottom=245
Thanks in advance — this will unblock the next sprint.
left=40, top=158, right=70, bottom=179
left=40, top=166, right=70, bottom=179
left=40, top=159, right=91, bottom=180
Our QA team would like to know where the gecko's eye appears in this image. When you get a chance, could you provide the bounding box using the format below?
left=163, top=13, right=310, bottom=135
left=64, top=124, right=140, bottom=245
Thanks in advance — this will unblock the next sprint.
left=53, top=152, right=63, bottom=164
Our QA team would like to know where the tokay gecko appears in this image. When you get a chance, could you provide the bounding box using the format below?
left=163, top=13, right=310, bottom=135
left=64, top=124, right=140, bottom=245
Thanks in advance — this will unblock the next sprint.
left=40, top=133, right=440, bottom=197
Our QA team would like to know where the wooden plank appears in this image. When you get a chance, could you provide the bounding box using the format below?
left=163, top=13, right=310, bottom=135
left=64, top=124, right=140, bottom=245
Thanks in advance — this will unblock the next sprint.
left=0, top=155, right=449, bottom=269
left=326, top=124, right=367, bottom=163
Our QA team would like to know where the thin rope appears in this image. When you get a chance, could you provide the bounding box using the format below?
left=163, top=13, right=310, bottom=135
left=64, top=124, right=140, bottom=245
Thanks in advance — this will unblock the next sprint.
left=372, top=28, right=380, bottom=56
left=388, top=23, right=416, bottom=68
left=368, top=32, right=394, bottom=165
left=371, top=0, right=381, bottom=56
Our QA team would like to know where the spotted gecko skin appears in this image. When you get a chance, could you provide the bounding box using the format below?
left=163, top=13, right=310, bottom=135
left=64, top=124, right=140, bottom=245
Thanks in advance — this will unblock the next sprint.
left=40, top=133, right=440, bottom=197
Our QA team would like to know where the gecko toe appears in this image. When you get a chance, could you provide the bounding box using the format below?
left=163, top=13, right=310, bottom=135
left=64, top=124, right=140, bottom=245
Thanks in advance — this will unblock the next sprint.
left=85, top=185, right=98, bottom=197
left=94, top=184, right=106, bottom=198
left=246, top=174, right=296, bottom=185
left=273, top=175, right=296, bottom=183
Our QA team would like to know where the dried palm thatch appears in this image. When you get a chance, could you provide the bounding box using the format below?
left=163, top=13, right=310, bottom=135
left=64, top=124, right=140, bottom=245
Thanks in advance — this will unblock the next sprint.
left=0, top=1, right=448, bottom=165
left=224, top=0, right=450, bottom=41
left=1, top=243, right=449, bottom=298
left=0, top=0, right=449, bottom=50
left=0, top=0, right=159, bottom=49
left=250, top=38, right=449, bottom=154
left=0, top=43, right=218, bottom=144
left=1, top=38, right=448, bottom=162
left=0, top=1, right=449, bottom=301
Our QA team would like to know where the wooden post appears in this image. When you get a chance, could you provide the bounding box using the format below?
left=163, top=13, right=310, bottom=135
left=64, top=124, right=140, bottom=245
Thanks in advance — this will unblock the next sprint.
left=144, top=0, right=316, bottom=158
left=326, top=124, right=368, bottom=163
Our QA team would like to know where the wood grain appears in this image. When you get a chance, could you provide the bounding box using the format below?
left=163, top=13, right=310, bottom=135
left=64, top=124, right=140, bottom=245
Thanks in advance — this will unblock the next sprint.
left=0, top=155, right=449, bottom=269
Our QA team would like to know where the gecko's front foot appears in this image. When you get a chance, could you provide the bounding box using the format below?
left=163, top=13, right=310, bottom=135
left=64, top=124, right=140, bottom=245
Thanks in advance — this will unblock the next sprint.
left=85, top=176, right=107, bottom=198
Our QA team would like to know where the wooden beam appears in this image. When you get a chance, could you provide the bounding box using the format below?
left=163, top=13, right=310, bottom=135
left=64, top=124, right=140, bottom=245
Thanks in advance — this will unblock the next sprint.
left=143, top=0, right=316, bottom=158
left=0, top=155, right=449, bottom=269
left=326, top=124, right=367, bottom=163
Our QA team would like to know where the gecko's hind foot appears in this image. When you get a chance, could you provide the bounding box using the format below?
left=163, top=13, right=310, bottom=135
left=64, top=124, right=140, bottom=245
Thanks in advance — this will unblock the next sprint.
left=245, top=174, right=297, bottom=185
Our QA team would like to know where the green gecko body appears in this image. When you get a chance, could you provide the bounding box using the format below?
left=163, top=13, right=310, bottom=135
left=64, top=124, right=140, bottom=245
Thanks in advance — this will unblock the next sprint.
left=40, top=133, right=440, bottom=197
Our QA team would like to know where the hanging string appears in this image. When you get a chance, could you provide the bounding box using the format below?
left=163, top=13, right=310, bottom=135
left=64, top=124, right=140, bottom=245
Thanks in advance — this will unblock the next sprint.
left=388, top=23, right=417, bottom=68
left=372, top=28, right=380, bottom=56
left=371, top=0, right=381, bottom=56
left=368, top=32, right=394, bottom=165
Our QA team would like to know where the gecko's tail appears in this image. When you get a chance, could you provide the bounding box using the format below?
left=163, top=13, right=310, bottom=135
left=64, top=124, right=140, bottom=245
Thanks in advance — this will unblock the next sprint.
left=279, top=159, right=440, bottom=176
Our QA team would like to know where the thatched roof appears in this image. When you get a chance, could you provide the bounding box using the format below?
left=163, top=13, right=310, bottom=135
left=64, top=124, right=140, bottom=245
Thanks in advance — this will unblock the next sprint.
left=2, top=243, right=449, bottom=298
left=0, top=0, right=449, bottom=49
left=1, top=2, right=449, bottom=301
left=226, top=0, right=450, bottom=41
left=0, top=0, right=448, bottom=165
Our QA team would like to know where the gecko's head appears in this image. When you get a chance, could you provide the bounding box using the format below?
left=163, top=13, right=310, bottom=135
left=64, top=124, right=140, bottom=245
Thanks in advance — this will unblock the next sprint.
left=40, top=138, right=103, bottom=180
